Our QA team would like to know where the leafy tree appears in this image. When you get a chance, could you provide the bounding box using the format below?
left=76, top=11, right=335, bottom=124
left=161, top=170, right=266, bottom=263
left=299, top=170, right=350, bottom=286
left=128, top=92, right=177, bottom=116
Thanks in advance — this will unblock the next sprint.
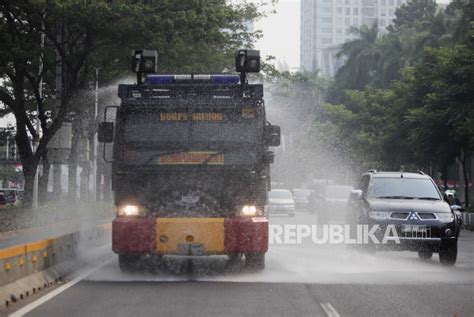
left=391, top=0, right=438, bottom=30
left=0, top=165, right=23, bottom=187
left=328, top=0, right=452, bottom=102
left=406, top=45, right=474, bottom=206
left=329, top=22, right=381, bottom=100
left=321, top=87, right=399, bottom=169
left=0, top=0, right=262, bottom=207
left=444, top=0, right=474, bottom=46
left=318, top=0, right=474, bottom=206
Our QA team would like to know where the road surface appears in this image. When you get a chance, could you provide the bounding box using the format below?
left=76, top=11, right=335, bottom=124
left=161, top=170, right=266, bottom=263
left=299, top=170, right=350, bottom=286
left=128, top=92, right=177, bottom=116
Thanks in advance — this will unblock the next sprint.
left=7, top=212, right=474, bottom=317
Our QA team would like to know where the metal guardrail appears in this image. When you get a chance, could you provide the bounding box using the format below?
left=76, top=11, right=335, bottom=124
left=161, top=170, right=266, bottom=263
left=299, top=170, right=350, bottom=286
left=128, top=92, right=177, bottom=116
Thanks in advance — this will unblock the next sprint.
left=460, top=212, right=474, bottom=231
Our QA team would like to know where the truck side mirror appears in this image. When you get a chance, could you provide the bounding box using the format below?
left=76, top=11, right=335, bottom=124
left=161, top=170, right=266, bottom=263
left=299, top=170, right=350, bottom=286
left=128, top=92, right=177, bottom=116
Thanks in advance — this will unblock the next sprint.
left=265, top=125, right=280, bottom=147
left=98, top=122, right=114, bottom=143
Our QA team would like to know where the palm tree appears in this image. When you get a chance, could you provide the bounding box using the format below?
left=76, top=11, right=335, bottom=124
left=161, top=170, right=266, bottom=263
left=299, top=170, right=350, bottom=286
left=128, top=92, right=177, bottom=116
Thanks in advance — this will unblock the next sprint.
left=375, top=32, right=404, bottom=88
left=334, top=22, right=381, bottom=91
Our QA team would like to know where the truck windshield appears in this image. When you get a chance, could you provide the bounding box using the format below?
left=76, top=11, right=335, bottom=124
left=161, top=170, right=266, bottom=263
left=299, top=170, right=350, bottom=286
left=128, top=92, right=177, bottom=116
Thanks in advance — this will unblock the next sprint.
left=123, top=110, right=259, bottom=144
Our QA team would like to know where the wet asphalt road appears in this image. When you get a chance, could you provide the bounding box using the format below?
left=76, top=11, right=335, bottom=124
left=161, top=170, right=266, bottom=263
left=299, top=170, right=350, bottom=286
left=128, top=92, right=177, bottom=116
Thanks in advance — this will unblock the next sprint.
left=10, top=212, right=474, bottom=317
left=21, top=281, right=474, bottom=317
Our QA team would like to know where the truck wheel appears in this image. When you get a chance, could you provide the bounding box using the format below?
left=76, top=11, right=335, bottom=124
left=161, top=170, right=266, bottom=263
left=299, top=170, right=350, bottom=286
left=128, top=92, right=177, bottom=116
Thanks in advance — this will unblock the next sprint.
left=245, top=253, right=265, bottom=270
left=227, top=253, right=243, bottom=265
left=118, top=254, right=140, bottom=272
left=439, top=240, right=457, bottom=266
left=418, top=251, right=433, bottom=259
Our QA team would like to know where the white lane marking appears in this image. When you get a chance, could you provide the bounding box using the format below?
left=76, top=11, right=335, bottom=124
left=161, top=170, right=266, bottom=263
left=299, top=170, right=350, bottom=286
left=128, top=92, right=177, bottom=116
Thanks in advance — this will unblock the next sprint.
left=320, top=303, right=341, bottom=317
left=10, top=258, right=113, bottom=317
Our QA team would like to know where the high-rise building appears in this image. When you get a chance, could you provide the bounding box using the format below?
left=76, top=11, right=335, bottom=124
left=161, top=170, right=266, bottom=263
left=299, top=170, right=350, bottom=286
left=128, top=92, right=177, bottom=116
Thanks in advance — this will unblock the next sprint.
left=300, top=0, right=407, bottom=76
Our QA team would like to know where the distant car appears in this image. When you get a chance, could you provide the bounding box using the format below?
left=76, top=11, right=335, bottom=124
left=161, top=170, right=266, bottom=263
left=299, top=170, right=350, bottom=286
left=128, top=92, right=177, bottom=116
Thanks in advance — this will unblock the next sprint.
left=268, top=189, right=295, bottom=216
left=347, top=171, right=460, bottom=265
left=318, top=185, right=353, bottom=223
left=292, top=189, right=312, bottom=211
left=0, top=194, right=6, bottom=208
left=0, top=188, right=22, bottom=205
left=307, top=179, right=334, bottom=214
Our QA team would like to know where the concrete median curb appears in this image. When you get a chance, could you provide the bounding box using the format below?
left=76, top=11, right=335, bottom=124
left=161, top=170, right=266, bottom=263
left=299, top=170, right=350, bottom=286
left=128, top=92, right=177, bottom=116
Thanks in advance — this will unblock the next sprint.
left=0, top=223, right=111, bottom=309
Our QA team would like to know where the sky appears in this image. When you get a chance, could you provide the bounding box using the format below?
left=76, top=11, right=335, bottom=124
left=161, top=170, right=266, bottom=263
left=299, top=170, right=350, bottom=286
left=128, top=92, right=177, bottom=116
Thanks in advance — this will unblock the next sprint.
left=254, top=0, right=452, bottom=71
left=254, top=0, right=302, bottom=71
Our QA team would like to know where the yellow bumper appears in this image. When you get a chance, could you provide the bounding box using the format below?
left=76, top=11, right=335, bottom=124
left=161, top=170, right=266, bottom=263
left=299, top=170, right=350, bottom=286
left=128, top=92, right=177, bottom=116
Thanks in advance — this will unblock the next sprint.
left=156, top=218, right=225, bottom=255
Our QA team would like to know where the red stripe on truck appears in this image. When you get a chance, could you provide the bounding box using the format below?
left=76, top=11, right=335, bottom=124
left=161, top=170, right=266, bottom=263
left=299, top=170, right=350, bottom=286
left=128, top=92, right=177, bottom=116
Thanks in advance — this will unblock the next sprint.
left=224, top=217, right=268, bottom=253
left=112, top=217, right=156, bottom=254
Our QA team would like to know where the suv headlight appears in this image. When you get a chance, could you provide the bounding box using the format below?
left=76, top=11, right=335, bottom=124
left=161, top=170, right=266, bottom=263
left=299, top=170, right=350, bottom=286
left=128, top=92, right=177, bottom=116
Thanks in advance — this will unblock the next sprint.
left=117, top=204, right=143, bottom=217
left=369, top=211, right=391, bottom=220
left=435, top=212, right=454, bottom=223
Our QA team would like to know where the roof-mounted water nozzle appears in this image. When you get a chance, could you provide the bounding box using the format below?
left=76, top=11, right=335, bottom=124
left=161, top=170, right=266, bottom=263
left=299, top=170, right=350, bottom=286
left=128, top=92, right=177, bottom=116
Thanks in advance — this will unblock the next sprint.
left=235, top=49, right=260, bottom=85
left=131, top=49, right=158, bottom=85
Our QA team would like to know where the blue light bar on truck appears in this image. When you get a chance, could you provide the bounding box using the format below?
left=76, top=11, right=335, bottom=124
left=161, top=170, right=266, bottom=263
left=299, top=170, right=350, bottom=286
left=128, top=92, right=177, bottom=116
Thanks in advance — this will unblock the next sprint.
left=145, top=75, right=175, bottom=84
left=211, top=75, right=240, bottom=84
left=144, top=74, right=240, bottom=85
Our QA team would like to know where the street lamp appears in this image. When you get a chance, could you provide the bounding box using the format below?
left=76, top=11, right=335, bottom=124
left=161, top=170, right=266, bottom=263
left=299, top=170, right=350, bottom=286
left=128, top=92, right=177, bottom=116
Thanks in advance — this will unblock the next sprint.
left=92, top=67, right=100, bottom=201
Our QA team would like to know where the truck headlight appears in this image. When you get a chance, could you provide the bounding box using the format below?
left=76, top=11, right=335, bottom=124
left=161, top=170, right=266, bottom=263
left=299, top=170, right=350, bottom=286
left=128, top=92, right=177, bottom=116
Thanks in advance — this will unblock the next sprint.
left=435, top=212, right=454, bottom=223
left=369, top=211, right=391, bottom=220
left=241, top=205, right=258, bottom=216
left=117, top=204, right=142, bottom=217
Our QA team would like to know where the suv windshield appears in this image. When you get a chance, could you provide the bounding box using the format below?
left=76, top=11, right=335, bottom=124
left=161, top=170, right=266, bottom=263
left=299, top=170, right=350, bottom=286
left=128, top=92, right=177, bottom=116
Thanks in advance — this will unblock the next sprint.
left=367, top=177, right=441, bottom=200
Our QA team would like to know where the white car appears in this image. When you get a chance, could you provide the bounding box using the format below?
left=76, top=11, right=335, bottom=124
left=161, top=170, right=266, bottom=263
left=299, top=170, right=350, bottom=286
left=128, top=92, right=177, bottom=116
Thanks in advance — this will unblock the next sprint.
left=268, top=189, right=296, bottom=216
left=293, top=188, right=312, bottom=211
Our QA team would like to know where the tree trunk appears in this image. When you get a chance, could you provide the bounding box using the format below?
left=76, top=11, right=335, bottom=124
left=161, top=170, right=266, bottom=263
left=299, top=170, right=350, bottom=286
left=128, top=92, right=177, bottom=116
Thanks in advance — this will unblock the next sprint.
left=68, top=162, right=77, bottom=202
left=460, top=153, right=470, bottom=208
left=39, top=151, right=51, bottom=204
left=88, top=133, right=95, bottom=201
left=22, top=164, right=36, bottom=209
left=442, top=163, right=448, bottom=191
left=79, top=162, right=89, bottom=201
left=53, top=164, right=62, bottom=200
left=68, top=125, right=80, bottom=202
left=103, top=165, right=112, bottom=201
left=14, top=111, right=37, bottom=208
left=96, top=160, right=102, bottom=201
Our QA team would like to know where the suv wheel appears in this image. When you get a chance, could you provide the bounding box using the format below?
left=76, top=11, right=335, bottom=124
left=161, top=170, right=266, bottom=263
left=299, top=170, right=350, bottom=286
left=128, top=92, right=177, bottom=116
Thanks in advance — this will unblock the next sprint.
left=418, top=251, right=433, bottom=259
left=439, top=240, right=457, bottom=266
